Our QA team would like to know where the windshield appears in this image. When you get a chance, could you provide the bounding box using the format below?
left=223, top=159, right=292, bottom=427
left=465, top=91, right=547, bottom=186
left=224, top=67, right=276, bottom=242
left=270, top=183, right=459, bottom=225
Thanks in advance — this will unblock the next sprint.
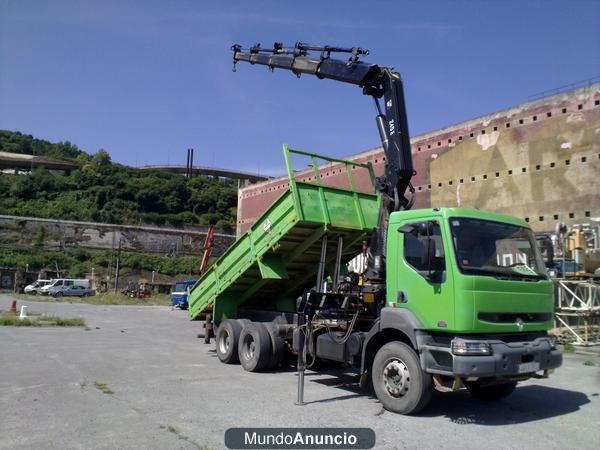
left=449, top=217, right=547, bottom=280
left=174, top=282, right=188, bottom=292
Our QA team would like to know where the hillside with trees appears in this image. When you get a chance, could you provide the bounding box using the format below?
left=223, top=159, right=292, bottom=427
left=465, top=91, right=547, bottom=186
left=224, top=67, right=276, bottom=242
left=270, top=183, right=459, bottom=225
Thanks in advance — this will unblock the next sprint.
left=0, top=130, right=237, bottom=231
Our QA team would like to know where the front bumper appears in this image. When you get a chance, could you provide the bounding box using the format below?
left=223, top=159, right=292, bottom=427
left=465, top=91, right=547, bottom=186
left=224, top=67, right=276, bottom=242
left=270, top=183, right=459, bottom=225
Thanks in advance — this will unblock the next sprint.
left=171, top=295, right=187, bottom=306
left=421, top=336, right=562, bottom=378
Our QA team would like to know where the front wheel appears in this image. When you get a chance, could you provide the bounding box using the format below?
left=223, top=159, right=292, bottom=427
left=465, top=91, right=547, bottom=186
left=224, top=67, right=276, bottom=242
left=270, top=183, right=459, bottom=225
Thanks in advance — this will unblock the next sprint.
left=463, top=380, right=517, bottom=401
left=371, top=341, right=433, bottom=415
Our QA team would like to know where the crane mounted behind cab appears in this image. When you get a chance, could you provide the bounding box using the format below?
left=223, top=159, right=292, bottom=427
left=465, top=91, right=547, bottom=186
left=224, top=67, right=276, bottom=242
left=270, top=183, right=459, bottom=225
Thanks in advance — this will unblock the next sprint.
left=232, top=42, right=415, bottom=283
left=187, top=42, right=561, bottom=415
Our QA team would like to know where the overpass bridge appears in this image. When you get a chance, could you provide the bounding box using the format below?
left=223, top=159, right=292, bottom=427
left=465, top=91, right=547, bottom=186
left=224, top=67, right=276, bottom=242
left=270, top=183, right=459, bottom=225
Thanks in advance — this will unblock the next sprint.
left=0, top=150, right=271, bottom=184
left=141, top=164, right=271, bottom=184
left=0, top=151, right=81, bottom=173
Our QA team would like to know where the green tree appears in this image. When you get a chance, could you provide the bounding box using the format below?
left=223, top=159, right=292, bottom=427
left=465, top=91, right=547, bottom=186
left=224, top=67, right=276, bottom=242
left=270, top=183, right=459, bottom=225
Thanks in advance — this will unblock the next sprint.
left=0, top=130, right=238, bottom=231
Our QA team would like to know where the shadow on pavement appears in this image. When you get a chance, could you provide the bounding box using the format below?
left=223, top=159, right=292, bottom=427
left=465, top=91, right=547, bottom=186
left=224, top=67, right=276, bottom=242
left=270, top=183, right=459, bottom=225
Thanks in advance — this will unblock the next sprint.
left=422, top=385, right=591, bottom=425
left=307, top=370, right=590, bottom=424
left=199, top=346, right=592, bottom=425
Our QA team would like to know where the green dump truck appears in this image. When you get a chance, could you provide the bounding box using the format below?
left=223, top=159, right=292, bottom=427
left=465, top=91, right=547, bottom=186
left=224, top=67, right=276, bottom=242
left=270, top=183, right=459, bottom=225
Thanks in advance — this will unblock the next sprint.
left=188, top=42, right=561, bottom=414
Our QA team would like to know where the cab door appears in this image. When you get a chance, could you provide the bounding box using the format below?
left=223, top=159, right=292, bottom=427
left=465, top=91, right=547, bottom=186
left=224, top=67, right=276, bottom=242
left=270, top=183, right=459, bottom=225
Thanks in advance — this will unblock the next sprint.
left=392, top=219, right=455, bottom=331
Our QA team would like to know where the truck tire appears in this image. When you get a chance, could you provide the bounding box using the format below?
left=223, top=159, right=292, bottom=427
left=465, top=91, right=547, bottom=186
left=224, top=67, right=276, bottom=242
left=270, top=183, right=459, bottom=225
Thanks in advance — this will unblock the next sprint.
left=372, top=341, right=433, bottom=415
left=203, top=314, right=212, bottom=344
left=215, top=319, right=243, bottom=364
left=463, top=380, right=517, bottom=401
left=238, top=322, right=272, bottom=372
left=269, top=335, right=286, bottom=370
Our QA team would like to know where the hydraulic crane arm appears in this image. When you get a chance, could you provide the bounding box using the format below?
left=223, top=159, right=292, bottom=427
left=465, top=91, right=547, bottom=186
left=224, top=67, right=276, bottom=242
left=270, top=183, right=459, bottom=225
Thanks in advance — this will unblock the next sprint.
left=232, top=42, right=415, bottom=209
left=232, top=42, right=416, bottom=278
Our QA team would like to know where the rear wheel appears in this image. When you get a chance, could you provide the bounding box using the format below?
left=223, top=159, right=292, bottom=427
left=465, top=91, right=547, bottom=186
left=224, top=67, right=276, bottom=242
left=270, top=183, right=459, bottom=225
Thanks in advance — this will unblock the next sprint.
left=203, top=314, right=212, bottom=344
left=238, top=322, right=272, bottom=372
left=269, top=334, right=286, bottom=370
left=463, top=380, right=517, bottom=401
left=215, top=320, right=243, bottom=364
left=372, top=341, right=433, bottom=415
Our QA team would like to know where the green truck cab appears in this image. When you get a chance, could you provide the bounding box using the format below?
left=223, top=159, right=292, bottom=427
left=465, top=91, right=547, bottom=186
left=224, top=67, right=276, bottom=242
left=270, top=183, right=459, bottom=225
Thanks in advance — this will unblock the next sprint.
left=361, top=207, right=561, bottom=412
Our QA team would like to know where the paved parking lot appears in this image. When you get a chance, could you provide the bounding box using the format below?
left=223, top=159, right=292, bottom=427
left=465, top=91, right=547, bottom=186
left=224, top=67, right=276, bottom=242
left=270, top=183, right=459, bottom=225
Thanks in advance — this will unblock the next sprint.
left=1, top=295, right=599, bottom=449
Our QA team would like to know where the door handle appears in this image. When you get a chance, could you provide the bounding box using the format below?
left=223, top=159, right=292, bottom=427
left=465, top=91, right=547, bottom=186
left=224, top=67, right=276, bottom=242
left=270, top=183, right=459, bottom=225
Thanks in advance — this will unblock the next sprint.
left=397, top=290, right=408, bottom=303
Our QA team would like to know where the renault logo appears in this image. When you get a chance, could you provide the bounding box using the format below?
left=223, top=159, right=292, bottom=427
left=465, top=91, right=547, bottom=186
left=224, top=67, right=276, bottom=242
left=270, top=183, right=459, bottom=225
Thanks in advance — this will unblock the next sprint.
left=516, top=317, right=524, bottom=332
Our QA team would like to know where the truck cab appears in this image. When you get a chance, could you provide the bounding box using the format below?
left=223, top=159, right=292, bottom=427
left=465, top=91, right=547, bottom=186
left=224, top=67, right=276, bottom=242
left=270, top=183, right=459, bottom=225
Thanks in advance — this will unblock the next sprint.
left=387, top=207, right=555, bottom=334
left=360, top=207, right=562, bottom=412
left=171, top=279, right=198, bottom=309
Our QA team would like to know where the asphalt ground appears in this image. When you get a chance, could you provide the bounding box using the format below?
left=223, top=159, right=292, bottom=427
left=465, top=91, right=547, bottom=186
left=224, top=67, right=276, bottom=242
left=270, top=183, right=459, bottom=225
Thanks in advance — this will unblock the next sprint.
left=1, top=295, right=599, bottom=450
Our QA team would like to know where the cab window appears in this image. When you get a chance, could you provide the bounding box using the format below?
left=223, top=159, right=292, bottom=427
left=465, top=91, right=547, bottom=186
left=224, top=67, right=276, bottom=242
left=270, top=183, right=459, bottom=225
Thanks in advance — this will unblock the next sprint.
left=403, top=221, right=446, bottom=279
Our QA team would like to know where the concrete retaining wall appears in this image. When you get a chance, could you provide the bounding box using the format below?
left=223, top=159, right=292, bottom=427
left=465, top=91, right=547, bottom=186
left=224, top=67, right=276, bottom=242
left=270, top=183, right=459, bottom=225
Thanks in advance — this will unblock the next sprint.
left=0, top=215, right=235, bottom=256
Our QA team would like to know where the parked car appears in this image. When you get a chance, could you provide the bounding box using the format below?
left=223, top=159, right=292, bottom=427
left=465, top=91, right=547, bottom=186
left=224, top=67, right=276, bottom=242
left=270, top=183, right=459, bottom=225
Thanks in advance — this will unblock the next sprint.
left=24, top=279, right=52, bottom=295
left=39, top=279, right=91, bottom=295
left=50, top=285, right=96, bottom=297
left=121, top=283, right=152, bottom=298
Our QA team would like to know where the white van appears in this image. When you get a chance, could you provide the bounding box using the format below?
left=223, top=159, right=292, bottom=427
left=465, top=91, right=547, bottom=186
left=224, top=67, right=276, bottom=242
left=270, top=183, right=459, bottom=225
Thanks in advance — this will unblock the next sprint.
left=24, top=279, right=53, bottom=295
left=39, top=279, right=90, bottom=295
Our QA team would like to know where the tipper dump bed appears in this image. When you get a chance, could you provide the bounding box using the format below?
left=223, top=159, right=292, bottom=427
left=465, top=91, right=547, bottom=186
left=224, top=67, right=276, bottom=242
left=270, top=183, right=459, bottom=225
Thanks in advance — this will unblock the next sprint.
left=188, top=146, right=380, bottom=323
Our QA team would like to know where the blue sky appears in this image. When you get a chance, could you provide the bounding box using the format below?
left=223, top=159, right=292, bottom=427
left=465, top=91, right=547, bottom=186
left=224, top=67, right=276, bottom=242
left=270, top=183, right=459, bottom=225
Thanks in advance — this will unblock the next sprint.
left=1, top=0, right=599, bottom=175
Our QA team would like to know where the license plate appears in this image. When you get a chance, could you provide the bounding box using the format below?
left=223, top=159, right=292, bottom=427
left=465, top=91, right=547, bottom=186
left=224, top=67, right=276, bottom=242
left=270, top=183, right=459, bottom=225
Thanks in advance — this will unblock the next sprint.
left=518, top=362, right=540, bottom=373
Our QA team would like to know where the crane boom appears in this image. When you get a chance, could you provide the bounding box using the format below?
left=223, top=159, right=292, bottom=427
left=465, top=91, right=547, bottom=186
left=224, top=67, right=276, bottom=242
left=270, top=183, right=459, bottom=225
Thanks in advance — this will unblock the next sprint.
left=232, top=42, right=416, bottom=278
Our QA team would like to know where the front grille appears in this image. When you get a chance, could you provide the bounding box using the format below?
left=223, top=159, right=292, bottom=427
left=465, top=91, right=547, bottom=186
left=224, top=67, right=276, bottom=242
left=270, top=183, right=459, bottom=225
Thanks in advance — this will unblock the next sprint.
left=478, top=312, right=551, bottom=323
left=497, top=332, right=546, bottom=343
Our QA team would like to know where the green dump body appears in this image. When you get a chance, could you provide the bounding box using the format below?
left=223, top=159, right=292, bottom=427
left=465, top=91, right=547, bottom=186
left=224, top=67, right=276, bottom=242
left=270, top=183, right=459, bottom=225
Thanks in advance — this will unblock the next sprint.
left=188, top=146, right=381, bottom=322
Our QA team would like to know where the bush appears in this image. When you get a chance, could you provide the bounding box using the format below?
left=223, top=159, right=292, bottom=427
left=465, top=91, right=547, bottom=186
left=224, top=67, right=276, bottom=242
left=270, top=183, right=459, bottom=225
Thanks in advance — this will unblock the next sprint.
left=0, top=247, right=199, bottom=277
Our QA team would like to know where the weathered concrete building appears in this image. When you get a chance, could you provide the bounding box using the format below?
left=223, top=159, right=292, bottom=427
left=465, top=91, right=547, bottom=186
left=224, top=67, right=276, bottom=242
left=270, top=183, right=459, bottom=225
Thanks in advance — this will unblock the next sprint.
left=237, top=83, right=600, bottom=235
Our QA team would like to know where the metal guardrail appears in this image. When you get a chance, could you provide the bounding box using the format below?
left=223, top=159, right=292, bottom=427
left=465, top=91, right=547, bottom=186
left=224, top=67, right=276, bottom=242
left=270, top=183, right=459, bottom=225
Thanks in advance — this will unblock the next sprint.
left=528, top=76, right=600, bottom=102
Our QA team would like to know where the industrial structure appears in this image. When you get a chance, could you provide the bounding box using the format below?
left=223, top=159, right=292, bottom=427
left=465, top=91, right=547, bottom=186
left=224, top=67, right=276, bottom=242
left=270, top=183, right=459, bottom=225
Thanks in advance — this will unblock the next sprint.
left=237, top=83, right=600, bottom=236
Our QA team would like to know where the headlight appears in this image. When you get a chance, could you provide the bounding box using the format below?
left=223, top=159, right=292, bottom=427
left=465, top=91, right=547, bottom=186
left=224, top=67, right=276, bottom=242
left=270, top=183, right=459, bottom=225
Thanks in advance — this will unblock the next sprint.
left=451, top=338, right=492, bottom=355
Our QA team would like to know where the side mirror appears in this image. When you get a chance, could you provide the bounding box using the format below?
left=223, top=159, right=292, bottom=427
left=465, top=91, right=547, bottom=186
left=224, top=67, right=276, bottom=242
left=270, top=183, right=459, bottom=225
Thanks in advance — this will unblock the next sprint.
left=399, top=221, right=435, bottom=235
left=398, top=224, right=415, bottom=234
